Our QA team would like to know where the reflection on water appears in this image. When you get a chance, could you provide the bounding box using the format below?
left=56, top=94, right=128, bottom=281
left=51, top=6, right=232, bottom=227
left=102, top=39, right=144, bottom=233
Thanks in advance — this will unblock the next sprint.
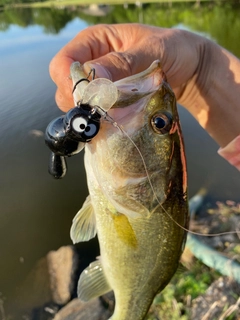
left=0, top=2, right=240, bottom=317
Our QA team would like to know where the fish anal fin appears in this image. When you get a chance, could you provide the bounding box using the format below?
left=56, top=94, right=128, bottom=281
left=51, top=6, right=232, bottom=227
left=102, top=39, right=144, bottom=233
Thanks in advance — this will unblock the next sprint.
left=70, top=195, right=97, bottom=244
left=78, top=260, right=112, bottom=302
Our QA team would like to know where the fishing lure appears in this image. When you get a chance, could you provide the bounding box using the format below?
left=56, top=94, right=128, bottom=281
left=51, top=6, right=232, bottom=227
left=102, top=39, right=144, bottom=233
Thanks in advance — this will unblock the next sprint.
left=45, top=62, right=118, bottom=179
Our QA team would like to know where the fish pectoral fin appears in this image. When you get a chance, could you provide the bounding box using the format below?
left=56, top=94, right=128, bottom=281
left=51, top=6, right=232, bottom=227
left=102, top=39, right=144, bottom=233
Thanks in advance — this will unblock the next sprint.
left=70, top=195, right=97, bottom=243
left=78, top=260, right=112, bottom=302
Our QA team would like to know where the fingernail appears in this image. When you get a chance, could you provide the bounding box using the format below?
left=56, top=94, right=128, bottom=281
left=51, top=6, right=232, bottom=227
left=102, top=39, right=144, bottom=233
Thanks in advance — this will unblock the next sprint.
left=84, top=63, right=112, bottom=80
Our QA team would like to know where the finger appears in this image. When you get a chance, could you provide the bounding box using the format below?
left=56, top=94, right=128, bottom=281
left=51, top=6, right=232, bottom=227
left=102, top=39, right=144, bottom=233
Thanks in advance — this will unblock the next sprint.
left=53, top=50, right=136, bottom=111
left=84, top=51, right=136, bottom=81
left=83, top=41, right=161, bottom=81
left=50, top=41, right=98, bottom=111
left=49, top=55, right=75, bottom=111
left=49, top=24, right=118, bottom=110
left=49, top=24, right=119, bottom=84
left=49, top=23, right=156, bottom=86
left=55, top=88, right=75, bottom=112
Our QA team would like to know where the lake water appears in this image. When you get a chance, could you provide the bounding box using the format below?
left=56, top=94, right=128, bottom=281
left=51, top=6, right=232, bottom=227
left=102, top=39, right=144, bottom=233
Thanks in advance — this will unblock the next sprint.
left=1, top=2, right=240, bottom=317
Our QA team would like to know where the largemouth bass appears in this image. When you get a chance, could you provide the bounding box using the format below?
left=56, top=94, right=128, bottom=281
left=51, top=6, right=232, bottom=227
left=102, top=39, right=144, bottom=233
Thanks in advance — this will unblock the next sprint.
left=70, top=60, right=189, bottom=319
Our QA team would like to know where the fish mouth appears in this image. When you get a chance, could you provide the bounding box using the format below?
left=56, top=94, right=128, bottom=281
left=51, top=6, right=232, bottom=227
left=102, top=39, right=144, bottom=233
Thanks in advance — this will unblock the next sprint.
left=106, top=60, right=165, bottom=126
left=107, top=96, right=150, bottom=126
left=70, top=60, right=164, bottom=115
left=111, top=60, right=165, bottom=109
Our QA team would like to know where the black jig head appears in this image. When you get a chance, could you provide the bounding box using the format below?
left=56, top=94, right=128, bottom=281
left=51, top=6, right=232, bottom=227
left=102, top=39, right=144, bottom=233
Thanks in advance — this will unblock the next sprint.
left=45, top=70, right=101, bottom=179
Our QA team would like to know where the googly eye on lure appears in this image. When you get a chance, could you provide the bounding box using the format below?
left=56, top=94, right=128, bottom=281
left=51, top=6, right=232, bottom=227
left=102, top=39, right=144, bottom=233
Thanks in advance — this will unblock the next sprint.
left=45, top=63, right=118, bottom=179
left=64, top=104, right=101, bottom=141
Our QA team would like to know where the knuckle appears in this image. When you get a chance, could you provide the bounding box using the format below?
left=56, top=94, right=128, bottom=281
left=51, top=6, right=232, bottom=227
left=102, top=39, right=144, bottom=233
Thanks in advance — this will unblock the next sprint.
left=107, top=52, right=134, bottom=77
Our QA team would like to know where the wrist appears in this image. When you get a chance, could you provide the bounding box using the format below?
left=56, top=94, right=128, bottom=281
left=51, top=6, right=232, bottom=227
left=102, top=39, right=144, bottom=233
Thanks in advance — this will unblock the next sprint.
left=181, top=37, right=240, bottom=147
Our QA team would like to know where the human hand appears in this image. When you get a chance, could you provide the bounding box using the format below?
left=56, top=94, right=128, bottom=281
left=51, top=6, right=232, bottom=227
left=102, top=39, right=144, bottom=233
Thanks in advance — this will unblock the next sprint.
left=50, top=24, right=209, bottom=111
left=49, top=23, right=240, bottom=147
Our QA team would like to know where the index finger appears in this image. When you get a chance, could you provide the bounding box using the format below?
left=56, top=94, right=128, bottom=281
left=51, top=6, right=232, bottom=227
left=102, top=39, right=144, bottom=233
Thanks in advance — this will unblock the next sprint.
left=49, top=33, right=97, bottom=108
left=49, top=24, right=123, bottom=110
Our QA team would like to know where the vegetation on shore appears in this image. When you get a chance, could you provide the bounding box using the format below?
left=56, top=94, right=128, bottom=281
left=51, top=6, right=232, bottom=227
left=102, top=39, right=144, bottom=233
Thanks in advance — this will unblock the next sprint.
left=1, top=0, right=230, bottom=9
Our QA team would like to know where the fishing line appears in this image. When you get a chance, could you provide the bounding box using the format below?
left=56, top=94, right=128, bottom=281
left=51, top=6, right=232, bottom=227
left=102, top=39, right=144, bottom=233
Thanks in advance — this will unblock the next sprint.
left=104, top=114, right=240, bottom=239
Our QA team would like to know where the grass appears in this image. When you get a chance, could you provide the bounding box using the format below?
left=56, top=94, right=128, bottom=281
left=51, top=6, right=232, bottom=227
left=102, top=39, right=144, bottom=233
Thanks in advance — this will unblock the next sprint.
left=146, top=261, right=219, bottom=320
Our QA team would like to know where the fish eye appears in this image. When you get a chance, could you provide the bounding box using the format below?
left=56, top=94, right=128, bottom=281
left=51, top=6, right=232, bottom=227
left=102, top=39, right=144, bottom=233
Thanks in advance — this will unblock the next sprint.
left=72, top=117, right=88, bottom=133
left=151, top=112, right=172, bottom=134
left=84, top=123, right=98, bottom=138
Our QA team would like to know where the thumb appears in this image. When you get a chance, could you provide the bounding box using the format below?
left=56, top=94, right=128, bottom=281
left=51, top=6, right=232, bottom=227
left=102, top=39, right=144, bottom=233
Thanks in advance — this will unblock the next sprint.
left=83, top=51, right=140, bottom=81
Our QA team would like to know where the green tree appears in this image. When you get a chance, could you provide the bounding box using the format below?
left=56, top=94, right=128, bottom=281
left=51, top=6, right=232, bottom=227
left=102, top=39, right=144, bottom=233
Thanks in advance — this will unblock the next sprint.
left=33, top=7, right=74, bottom=33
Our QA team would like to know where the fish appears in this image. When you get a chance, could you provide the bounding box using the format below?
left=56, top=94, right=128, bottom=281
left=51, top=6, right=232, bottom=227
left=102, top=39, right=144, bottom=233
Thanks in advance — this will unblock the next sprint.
left=70, top=60, right=189, bottom=320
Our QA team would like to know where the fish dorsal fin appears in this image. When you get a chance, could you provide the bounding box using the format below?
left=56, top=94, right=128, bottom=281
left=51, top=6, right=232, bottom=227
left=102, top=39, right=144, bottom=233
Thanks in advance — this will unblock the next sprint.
left=78, top=260, right=112, bottom=301
left=70, top=195, right=97, bottom=243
